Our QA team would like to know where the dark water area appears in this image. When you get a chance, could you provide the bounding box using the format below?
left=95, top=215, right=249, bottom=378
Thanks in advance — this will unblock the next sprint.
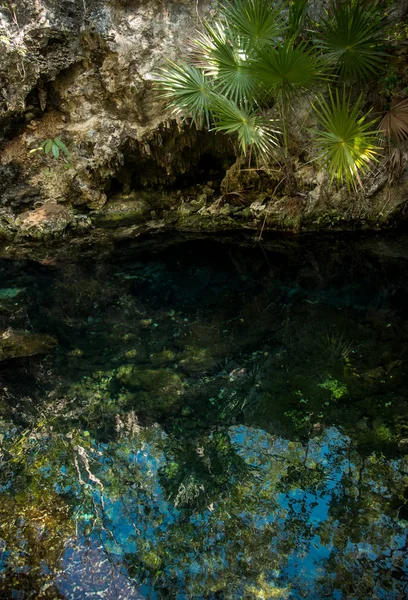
left=0, top=233, right=407, bottom=599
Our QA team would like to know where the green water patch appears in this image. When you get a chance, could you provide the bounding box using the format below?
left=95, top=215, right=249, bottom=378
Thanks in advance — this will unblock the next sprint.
left=0, top=235, right=407, bottom=599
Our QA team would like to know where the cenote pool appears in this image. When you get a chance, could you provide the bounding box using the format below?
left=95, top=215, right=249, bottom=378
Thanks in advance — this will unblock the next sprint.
left=0, top=233, right=407, bottom=599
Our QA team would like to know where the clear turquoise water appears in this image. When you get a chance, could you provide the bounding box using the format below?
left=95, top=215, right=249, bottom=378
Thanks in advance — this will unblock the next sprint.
left=0, top=234, right=407, bottom=599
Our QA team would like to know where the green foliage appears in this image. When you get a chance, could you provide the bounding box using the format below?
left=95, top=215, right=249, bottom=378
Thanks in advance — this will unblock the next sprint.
left=156, top=0, right=393, bottom=186
left=210, top=96, right=279, bottom=156
left=194, top=22, right=256, bottom=102
left=318, top=376, right=348, bottom=400
left=41, top=137, right=71, bottom=160
left=287, top=0, right=309, bottom=41
left=157, top=0, right=326, bottom=159
left=30, top=137, right=71, bottom=165
left=158, top=61, right=214, bottom=125
left=317, top=0, right=388, bottom=80
left=252, top=40, right=330, bottom=104
left=378, top=66, right=402, bottom=99
left=218, top=0, right=286, bottom=50
left=312, top=87, right=379, bottom=188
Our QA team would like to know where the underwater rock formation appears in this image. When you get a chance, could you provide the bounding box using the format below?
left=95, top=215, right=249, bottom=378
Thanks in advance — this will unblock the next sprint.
left=0, top=329, right=57, bottom=360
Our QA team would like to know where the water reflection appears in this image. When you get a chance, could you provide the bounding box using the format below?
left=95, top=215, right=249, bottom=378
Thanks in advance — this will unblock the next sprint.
left=0, top=235, right=407, bottom=598
left=1, top=422, right=406, bottom=598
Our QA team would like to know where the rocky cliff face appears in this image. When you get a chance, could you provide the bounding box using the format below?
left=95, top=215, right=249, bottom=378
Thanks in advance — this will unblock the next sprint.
left=0, top=0, right=407, bottom=259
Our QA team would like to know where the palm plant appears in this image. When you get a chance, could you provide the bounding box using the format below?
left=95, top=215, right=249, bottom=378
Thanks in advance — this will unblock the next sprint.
left=158, top=61, right=214, bottom=126
left=251, top=40, right=330, bottom=147
left=219, top=0, right=286, bottom=50
left=156, top=0, right=391, bottom=189
left=287, top=0, right=309, bottom=41
left=193, top=22, right=257, bottom=102
left=312, top=87, right=379, bottom=189
left=157, top=0, right=330, bottom=159
left=210, top=96, right=279, bottom=156
left=252, top=41, right=329, bottom=104
left=317, top=0, right=387, bottom=80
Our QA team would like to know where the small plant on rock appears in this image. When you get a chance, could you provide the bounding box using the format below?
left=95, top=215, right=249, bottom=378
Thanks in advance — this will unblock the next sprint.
left=30, top=137, right=71, bottom=167
left=41, top=138, right=71, bottom=160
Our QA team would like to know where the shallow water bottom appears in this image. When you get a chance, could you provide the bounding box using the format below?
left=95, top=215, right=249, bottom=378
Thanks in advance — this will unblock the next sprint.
left=0, top=233, right=407, bottom=599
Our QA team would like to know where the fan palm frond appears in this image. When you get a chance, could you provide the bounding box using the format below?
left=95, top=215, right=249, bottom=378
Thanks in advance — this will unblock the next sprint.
left=378, top=98, right=408, bottom=144
left=317, top=0, right=387, bottom=80
left=312, top=87, right=380, bottom=189
left=218, top=0, right=286, bottom=50
left=156, top=61, right=214, bottom=125
left=194, top=22, right=257, bottom=102
left=288, top=0, right=309, bottom=41
left=252, top=41, right=330, bottom=104
left=211, top=95, right=279, bottom=157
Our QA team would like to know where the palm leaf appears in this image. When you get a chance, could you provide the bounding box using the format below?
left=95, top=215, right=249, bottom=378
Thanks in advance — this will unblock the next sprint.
left=317, top=0, right=387, bottom=80
left=218, top=0, right=286, bottom=50
left=312, top=87, right=380, bottom=189
left=210, top=95, right=279, bottom=157
left=194, top=22, right=257, bottom=102
left=288, top=0, right=309, bottom=41
left=252, top=41, right=330, bottom=104
left=156, top=61, right=214, bottom=125
left=378, top=98, right=408, bottom=144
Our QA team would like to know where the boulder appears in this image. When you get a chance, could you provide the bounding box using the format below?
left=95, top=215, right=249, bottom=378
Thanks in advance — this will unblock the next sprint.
left=0, top=329, right=57, bottom=360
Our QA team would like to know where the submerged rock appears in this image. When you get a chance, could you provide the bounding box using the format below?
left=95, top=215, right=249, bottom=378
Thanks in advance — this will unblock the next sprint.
left=116, top=365, right=184, bottom=410
left=178, top=345, right=216, bottom=374
left=150, top=349, right=176, bottom=366
left=0, top=329, right=57, bottom=360
left=0, top=287, right=25, bottom=299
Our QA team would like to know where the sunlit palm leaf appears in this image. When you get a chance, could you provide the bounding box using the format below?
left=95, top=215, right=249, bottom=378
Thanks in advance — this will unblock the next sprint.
left=312, top=87, right=380, bottom=189
left=252, top=41, right=330, bottom=104
left=378, top=98, right=408, bottom=144
left=317, top=0, right=387, bottom=80
left=211, top=95, right=279, bottom=157
left=218, top=0, right=286, bottom=50
left=156, top=61, right=213, bottom=125
left=194, top=22, right=257, bottom=102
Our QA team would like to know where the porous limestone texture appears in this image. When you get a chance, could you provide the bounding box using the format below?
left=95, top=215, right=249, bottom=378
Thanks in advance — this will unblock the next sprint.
left=0, top=0, right=407, bottom=260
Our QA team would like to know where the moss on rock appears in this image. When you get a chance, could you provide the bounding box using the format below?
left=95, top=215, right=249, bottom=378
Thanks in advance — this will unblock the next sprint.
left=93, top=193, right=152, bottom=228
left=178, top=346, right=216, bottom=374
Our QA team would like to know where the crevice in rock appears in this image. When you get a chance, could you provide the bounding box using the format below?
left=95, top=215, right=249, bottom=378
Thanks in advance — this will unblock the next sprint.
left=0, top=79, right=49, bottom=148
left=107, top=124, right=236, bottom=194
